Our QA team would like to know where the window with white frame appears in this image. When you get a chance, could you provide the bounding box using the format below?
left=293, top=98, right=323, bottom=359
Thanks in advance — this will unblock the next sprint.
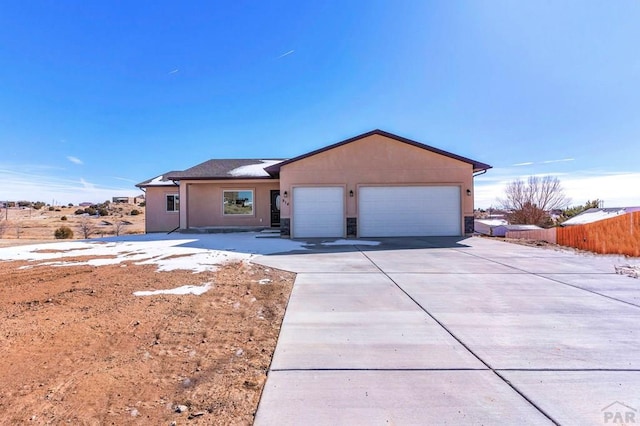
left=223, top=190, right=254, bottom=215
left=166, top=194, right=179, bottom=212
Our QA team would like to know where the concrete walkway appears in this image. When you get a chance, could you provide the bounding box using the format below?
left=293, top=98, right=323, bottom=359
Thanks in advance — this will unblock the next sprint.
left=253, top=237, right=640, bottom=425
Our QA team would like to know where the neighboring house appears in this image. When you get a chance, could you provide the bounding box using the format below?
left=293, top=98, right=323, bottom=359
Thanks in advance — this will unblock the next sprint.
left=112, top=195, right=145, bottom=204
left=561, top=207, right=640, bottom=226
left=136, top=129, right=492, bottom=238
left=491, top=224, right=542, bottom=238
left=474, top=219, right=508, bottom=236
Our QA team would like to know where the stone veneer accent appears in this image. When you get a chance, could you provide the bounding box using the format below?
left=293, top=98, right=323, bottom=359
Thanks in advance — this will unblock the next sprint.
left=464, top=216, right=474, bottom=234
left=346, top=217, right=357, bottom=237
left=280, top=218, right=290, bottom=237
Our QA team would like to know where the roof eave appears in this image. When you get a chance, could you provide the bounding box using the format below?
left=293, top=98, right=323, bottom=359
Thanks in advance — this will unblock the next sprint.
left=164, top=175, right=277, bottom=181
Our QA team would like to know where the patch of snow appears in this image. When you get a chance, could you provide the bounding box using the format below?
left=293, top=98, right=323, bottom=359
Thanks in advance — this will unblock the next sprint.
left=0, top=232, right=308, bottom=273
left=144, top=175, right=176, bottom=186
left=321, top=239, right=381, bottom=246
left=257, top=278, right=271, bottom=284
left=562, top=209, right=628, bottom=225
left=227, top=160, right=283, bottom=177
left=133, top=282, right=212, bottom=296
left=475, top=219, right=508, bottom=226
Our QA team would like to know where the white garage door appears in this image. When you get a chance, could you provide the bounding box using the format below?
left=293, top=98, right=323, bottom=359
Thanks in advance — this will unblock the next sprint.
left=292, top=187, right=344, bottom=238
left=359, top=186, right=461, bottom=237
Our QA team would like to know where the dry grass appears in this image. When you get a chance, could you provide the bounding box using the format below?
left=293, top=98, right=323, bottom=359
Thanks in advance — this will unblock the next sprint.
left=0, top=204, right=145, bottom=240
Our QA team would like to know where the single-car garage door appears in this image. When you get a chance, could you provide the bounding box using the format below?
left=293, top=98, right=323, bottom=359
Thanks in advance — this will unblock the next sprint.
left=292, top=187, right=344, bottom=238
left=359, top=186, right=461, bottom=237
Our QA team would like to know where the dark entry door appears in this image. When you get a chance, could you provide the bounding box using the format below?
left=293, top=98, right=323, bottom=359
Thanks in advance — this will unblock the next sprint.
left=270, top=190, right=281, bottom=227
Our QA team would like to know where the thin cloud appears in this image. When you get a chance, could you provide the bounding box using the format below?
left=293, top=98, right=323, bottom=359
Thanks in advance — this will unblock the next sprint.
left=168, top=69, right=179, bottom=74
left=111, top=176, right=137, bottom=183
left=277, top=50, right=295, bottom=59
left=80, top=178, right=95, bottom=189
left=67, top=156, right=83, bottom=165
left=542, top=158, right=574, bottom=164
left=512, top=158, right=574, bottom=166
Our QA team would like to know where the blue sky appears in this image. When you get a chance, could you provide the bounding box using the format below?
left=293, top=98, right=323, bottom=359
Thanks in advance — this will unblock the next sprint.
left=1, top=1, right=639, bottom=208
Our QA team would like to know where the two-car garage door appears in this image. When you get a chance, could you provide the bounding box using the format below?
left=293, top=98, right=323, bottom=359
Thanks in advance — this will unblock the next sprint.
left=359, top=186, right=461, bottom=237
left=292, top=185, right=461, bottom=238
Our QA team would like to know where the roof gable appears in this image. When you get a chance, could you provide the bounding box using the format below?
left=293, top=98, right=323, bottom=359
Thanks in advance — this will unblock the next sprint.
left=265, top=129, right=491, bottom=175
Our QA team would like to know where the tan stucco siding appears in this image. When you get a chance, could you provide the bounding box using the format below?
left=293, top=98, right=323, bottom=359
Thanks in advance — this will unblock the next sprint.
left=279, top=134, right=474, bottom=220
left=181, top=180, right=279, bottom=228
left=143, top=186, right=180, bottom=233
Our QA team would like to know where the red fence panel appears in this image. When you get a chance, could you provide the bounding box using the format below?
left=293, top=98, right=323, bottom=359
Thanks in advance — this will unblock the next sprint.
left=557, top=212, right=640, bottom=257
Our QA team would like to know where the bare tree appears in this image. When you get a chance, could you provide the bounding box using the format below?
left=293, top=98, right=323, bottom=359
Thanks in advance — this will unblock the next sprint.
left=78, top=216, right=97, bottom=239
left=112, top=220, right=126, bottom=237
left=498, top=176, right=570, bottom=226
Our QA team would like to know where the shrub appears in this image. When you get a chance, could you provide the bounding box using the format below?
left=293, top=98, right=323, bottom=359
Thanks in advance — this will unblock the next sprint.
left=54, top=226, right=74, bottom=239
left=60, top=216, right=67, bottom=221
left=130, top=209, right=140, bottom=216
left=84, top=207, right=97, bottom=216
left=138, top=202, right=146, bottom=207
left=98, top=208, right=108, bottom=216
left=48, top=206, right=55, bottom=211
left=75, top=209, right=85, bottom=215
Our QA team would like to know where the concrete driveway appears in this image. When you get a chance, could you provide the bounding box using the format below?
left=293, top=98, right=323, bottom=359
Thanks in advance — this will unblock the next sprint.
left=253, top=236, right=640, bottom=425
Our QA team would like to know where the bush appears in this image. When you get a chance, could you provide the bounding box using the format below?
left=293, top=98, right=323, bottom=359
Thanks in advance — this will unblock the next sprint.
left=138, top=202, right=146, bottom=207
left=75, top=209, right=85, bottom=215
left=84, top=207, right=97, bottom=216
left=54, top=226, right=74, bottom=239
left=60, top=216, right=67, bottom=221
left=48, top=206, right=55, bottom=211
left=130, top=209, right=140, bottom=216
left=98, top=208, right=108, bottom=216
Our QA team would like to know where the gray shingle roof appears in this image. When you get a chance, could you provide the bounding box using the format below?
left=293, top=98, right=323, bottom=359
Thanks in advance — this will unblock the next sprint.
left=135, top=171, right=180, bottom=187
left=165, top=159, right=285, bottom=180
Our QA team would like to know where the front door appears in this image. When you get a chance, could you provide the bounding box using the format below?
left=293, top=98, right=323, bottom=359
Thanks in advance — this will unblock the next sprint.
left=270, top=190, right=281, bottom=227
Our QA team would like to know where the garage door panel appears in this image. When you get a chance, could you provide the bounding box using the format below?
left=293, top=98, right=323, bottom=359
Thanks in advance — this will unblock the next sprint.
left=359, top=186, right=461, bottom=237
left=293, top=187, right=344, bottom=238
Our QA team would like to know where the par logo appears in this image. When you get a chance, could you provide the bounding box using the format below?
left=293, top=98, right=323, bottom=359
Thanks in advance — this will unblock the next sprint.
left=602, top=401, right=637, bottom=424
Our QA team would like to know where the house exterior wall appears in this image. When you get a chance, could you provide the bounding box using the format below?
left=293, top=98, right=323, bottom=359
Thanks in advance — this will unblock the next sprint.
left=278, top=133, right=475, bottom=235
left=144, top=186, right=180, bottom=233
left=180, top=180, right=279, bottom=229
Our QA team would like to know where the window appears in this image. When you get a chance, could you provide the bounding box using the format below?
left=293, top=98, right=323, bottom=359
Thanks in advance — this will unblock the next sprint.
left=223, top=190, right=254, bottom=215
left=166, top=194, right=179, bottom=212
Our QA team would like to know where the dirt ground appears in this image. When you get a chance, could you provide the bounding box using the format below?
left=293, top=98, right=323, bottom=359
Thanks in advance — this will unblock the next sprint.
left=0, top=249, right=295, bottom=425
left=0, top=204, right=145, bottom=240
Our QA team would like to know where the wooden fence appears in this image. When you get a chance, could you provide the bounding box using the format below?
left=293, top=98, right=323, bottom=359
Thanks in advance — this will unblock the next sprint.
left=557, top=212, right=640, bottom=257
left=505, top=228, right=557, bottom=244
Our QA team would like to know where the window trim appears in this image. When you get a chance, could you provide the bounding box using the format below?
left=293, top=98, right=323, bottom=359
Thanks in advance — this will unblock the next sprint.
left=222, top=189, right=255, bottom=216
left=166, top=193, right=179, bottom=213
